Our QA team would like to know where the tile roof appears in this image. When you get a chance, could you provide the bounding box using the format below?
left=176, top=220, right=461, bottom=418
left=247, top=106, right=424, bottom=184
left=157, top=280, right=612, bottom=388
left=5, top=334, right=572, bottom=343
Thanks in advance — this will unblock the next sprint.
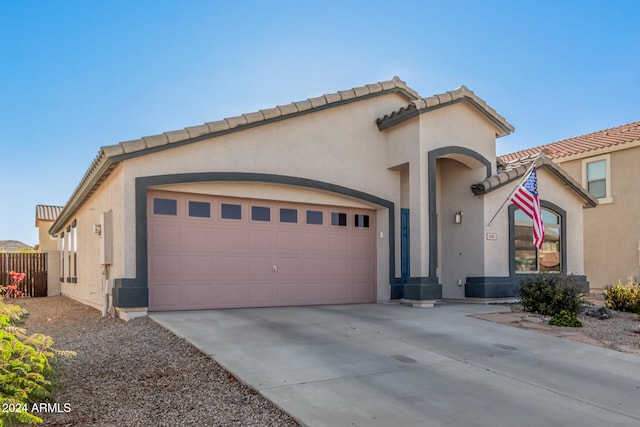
left=472, top=154, right=597, bottom=208
left=51, top=77, right=422, bottom=235
left=35, top=205, right=64, bottom=226
left=376, top=85, right=515, bottom=137
left=101, top=77, right=421, bottom=159
left=501, top=120, right=640, bottom=163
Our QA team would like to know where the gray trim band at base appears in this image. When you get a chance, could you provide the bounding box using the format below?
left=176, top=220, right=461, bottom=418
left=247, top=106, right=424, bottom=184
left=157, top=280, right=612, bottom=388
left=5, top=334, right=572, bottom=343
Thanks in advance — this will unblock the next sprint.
left=403, top=277, right=442, bottom=300
left=465, top=275, right=589, bottom=298
left=112, top=278, right=148, bottom=308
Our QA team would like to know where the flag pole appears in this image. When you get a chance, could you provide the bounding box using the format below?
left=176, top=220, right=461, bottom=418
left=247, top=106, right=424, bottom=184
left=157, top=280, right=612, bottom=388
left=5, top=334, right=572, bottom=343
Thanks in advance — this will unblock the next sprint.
left=486, top=160, right=537, bottom=227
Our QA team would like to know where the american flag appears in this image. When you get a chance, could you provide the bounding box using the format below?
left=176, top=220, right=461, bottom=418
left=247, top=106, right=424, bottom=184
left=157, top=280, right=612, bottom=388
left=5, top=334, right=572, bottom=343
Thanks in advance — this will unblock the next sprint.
left=510, top=167, right=544, bottom=249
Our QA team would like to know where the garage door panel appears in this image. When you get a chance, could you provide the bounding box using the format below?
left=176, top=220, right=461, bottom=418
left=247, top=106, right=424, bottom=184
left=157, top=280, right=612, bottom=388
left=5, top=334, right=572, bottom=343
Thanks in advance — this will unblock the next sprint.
left=276, top=283, right=306, bottom=303
left=328, top=234, right=350, bottom=254
left=148, top=191, right=376, bottom=310
left=217, top=283, right=249, bottom=305
left=327, top=258, right=350, bottom=279
left=352, top=234, right=374, bottom=254
left=352, top=258, right=374, bottom=281
left=325, top=282, right=351, bottom=301
left=181, top=283, right=217, bottom=308
left=248, top=283, right=277, bottom=304
left=149, top=255, right=181, bottom=280
left=352, top=281, right=374, bottom=301
left=276, top=231, right=302, bottom=253
left=182, top=226, right=216, bottom=250
left=248, top=256, right=276, bottom=278
left=248, top=228, right=275, bottom=251
left=216, top=256, right=249, bottom=280
left=181, top=255, right=216, bottom=278
left=149, top=285, right=181, bottom=310
left=218, top=228, right=248, bottom=252
left=274, top=257, right=301, bottom=279
left=302, top=233, right=328, bottom=253
left=149, top=224, right=181, bottom=250
left=302, top=257, right=328, bottom=281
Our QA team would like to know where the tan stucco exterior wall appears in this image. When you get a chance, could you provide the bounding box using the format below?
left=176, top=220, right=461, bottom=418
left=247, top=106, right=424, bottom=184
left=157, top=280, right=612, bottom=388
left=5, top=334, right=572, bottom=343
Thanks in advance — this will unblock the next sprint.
left=120, top=94, right=411, bottom=301
left=557, top=146, right=640, bottom=288
left=59, top=164, right=125, bottom=310
left=481, top=167, right=587, bottom=277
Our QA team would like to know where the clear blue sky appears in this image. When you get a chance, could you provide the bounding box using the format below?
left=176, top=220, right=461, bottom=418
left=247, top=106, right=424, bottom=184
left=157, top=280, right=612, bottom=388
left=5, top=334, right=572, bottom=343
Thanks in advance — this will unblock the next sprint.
left=1, top=0, right=638, bottom=246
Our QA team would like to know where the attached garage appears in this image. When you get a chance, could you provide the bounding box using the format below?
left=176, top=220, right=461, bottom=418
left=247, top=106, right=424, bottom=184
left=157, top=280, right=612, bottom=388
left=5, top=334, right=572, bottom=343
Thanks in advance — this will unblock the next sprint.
left=147, top=190, right=376, bottom=311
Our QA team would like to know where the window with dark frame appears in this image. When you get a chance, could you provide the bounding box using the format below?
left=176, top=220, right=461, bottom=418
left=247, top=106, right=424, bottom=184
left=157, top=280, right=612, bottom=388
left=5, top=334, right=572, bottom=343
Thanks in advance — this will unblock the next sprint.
left=306, top=210, right=323, bottom=225
left=153, top=198, right=178, bottom=216
left=331, top=212, right=347, bottom=227
left=513, top=208, right=562, bottom=273
left=189, top=201, right=211, bottom=218
left=280, top=208, right=298, bottom=223
left=251, top=206, right=271, bottom=222
left=221, top=203, right=242, bottom=220
left=354, top=214, right=369, bottom=228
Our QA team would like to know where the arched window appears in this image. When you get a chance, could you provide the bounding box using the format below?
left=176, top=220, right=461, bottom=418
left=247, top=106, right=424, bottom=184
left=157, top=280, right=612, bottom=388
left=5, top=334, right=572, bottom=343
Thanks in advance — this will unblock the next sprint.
left=510, top=203, right=565, bottom=274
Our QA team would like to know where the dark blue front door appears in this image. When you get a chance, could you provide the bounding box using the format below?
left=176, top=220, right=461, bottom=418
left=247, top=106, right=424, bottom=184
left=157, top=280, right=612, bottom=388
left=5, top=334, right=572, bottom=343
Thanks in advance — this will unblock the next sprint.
left=401, top=208, right=410, bottom=283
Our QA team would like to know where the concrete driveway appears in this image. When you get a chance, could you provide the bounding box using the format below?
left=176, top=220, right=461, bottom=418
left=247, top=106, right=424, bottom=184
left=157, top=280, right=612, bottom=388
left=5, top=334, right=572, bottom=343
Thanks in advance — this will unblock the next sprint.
left=151, top=303, right=640, bottom=427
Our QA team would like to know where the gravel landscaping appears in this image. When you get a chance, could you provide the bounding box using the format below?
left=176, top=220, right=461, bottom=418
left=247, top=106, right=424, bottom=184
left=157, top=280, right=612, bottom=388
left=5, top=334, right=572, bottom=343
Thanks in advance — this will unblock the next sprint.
left=7, top=294, right=640, bottom=426
left=12, top=296, right=300, bottom=427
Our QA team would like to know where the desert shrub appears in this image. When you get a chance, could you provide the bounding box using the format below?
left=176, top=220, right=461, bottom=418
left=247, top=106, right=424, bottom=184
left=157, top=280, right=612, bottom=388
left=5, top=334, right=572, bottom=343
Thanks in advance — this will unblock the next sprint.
left=519, top=274, right=584, bottom=316
left=548, top=309, right=582, bottom=327
left=604, top=280, right=640, bottom=313
left=0, top=300, right=76, bottom=426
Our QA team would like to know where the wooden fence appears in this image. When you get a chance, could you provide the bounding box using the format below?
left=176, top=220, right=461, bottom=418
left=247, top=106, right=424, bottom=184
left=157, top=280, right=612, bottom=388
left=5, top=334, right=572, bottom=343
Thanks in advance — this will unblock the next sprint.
left=0, top=253, right=48, bottom=297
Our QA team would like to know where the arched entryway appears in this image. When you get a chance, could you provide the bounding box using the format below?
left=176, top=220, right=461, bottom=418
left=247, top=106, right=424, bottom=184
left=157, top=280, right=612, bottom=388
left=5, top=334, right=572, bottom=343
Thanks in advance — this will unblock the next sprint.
left=429, top=147, right=492, bottom=299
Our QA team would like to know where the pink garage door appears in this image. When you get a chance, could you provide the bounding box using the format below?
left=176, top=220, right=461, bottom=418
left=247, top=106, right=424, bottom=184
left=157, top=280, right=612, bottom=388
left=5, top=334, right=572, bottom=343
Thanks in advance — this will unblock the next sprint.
left=147, top=190, right=377, bottom=311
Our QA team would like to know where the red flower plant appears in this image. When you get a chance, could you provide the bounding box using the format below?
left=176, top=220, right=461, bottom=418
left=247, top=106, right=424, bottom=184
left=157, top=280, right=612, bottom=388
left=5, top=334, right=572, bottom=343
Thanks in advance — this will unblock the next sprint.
left=5, top=271, right=26, bottom=298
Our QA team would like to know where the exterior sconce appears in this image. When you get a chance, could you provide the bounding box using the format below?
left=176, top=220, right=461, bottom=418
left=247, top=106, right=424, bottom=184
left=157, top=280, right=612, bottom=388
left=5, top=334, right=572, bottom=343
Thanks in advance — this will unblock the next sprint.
left=93, top=224, right=102, bottom=236
left=454, top=211, right=463, bottom=224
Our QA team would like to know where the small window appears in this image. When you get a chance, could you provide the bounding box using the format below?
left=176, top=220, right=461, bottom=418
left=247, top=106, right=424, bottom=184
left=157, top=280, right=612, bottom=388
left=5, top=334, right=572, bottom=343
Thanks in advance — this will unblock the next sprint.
left=354, top=214, right=369, bottom=228
left=331, top=212, right=347, bottom=227
left=189, top=201, right=211, bottom=218
left=153, top=198, right=177, bottom=216
left=280, top=208, right=298, bottom=223
left=306, top=210, right=323, bottom=225
left=251, top=206, right=271, bottom=222
left=586, top=160, right=606, bottom=199
left=221, top=203, right=242, bottom=220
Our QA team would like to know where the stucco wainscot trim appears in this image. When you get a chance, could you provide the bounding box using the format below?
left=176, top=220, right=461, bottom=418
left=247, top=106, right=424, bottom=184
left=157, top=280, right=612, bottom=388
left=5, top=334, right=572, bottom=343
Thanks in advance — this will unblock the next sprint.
left=112, top=173, right=397, bottom=309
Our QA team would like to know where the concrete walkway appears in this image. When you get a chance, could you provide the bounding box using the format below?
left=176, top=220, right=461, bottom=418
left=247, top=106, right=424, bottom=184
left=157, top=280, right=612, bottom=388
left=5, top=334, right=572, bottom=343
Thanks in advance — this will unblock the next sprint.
left=151, top=303, right=640, bottom=427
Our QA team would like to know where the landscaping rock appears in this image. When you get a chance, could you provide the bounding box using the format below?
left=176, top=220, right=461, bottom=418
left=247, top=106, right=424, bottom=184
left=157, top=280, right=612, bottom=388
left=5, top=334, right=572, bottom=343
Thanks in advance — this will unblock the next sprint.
left=583, top=306, right=615, bottom=320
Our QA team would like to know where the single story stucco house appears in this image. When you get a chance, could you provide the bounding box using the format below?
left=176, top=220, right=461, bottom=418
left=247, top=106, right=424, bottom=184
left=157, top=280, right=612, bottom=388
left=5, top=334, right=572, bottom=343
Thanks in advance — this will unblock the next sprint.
left=50, top=77, right=597, bottom=319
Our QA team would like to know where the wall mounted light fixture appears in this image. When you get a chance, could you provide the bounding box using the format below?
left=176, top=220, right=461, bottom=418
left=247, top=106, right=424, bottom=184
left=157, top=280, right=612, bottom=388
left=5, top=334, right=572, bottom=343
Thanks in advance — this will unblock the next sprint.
left=93, top=224, right=102, bottom=236
left=454, top=211, right=463, bottom=224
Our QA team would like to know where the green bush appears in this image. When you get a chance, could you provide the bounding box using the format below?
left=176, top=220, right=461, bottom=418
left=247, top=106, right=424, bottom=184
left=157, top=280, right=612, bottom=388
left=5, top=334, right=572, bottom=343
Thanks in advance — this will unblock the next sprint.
left=0, top=300, right=75, bottom=426
left=548, top=310, right=583, bottom=327
left=604, top=280, right=640, bottom=313
left=519, top=274, right=584, bottom=316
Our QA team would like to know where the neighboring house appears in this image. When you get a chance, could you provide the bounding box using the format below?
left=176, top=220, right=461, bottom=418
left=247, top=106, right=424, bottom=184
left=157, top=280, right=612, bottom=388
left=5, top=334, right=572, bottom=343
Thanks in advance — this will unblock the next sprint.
left=502, top=121, right=640, bottom=290
left=49, top=77, right=596, bottom=319
left=35, top=205, right=63, bottom=252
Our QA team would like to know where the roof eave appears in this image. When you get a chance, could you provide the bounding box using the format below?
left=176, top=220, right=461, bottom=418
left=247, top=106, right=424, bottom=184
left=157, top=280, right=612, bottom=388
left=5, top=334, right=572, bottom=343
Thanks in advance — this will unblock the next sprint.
left=50, top=154, right=116, bottom=235
left=377, top=87, right=515, bottom=137
left=472, top=157, right=598, bottom=208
